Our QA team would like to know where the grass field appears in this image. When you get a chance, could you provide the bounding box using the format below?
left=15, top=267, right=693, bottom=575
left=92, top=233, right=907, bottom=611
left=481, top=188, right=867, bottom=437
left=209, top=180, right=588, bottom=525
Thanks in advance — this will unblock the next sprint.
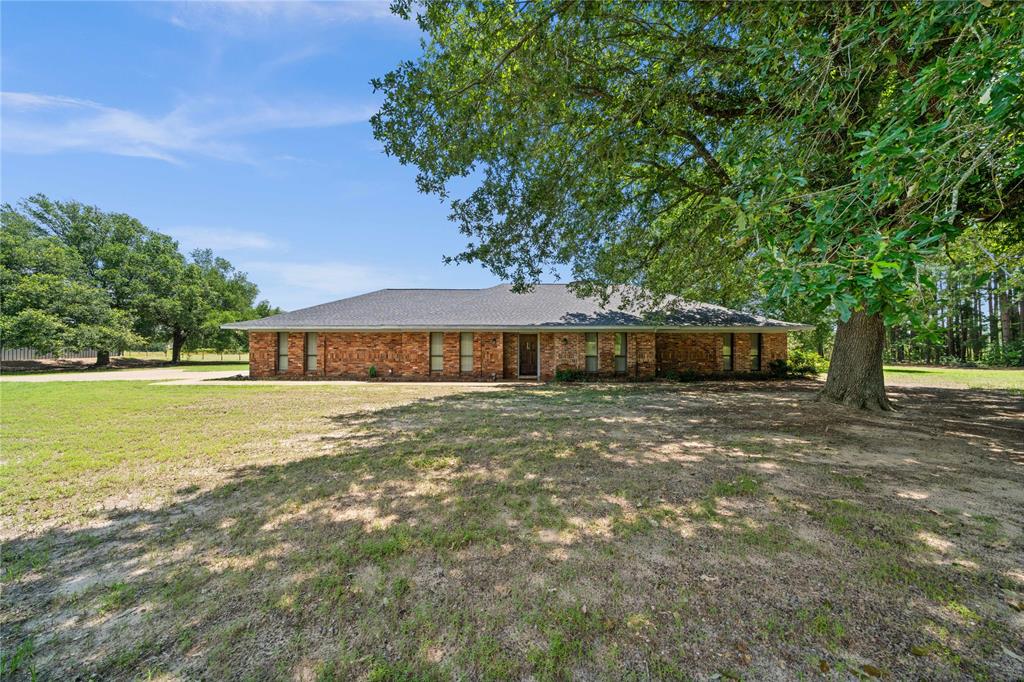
left=885, top=365, right=1024, bottom=392
left=2, top=378, right=1022, bottom=680
left=1, top=358, right=249, bottom=376
left=177, top=362, right=249, bottom=372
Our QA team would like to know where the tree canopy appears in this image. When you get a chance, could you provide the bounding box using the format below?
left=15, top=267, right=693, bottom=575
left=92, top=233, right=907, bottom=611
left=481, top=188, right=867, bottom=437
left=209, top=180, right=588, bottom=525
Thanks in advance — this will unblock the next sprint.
left=0, top=211, right=139, bottom=355
left=372, top=0, right=1023, bottom=409
left=1, top=195, right=276, bottom=363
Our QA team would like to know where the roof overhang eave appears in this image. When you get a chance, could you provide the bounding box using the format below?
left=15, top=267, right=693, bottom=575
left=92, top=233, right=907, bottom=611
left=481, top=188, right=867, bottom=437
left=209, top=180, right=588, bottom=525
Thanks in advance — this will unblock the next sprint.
left=220, top=323, right=816, bottom=333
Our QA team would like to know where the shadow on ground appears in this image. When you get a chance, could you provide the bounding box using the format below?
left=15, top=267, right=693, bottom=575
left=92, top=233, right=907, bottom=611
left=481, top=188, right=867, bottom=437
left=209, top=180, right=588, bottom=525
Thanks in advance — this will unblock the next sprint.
left=3, top=382, right=1023, bottom=680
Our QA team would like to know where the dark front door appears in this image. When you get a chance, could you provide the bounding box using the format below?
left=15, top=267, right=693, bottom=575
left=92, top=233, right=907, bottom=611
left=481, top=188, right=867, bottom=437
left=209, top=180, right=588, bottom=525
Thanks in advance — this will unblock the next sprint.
left=519, top=334, right=538, bottom=376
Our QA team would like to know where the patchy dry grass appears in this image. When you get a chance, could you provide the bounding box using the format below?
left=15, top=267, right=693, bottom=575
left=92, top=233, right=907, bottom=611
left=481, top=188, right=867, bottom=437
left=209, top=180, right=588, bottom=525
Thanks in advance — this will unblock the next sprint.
left=1, top=379, right=1022, bottom=680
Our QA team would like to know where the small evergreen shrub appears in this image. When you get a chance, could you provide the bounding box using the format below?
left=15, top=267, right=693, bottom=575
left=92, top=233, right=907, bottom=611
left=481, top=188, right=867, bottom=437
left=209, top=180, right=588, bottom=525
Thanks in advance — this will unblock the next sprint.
left=768, top=359, right=789, bottom=378
left=554, top=368, right=587, bottom=382
left=368, top=365, right=378, bottom=378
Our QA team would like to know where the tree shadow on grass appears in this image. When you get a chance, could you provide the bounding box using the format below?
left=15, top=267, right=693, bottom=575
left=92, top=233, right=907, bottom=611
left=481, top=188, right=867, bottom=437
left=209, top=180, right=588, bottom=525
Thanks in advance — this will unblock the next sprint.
left=2, top=382, right=1022, bottom=680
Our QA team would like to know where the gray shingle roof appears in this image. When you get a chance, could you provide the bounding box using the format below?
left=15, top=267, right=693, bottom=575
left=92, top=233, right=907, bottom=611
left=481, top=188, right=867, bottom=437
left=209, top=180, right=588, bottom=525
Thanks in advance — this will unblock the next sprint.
left=223, top=284, right=812, bottom=331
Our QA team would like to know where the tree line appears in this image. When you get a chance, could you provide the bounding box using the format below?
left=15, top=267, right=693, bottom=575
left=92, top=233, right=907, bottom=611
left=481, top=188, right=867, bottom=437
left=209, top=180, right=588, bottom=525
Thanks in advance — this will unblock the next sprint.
left=1, top=195, right=276, bottom=365
left=885, top=220, right=1023, bottom=366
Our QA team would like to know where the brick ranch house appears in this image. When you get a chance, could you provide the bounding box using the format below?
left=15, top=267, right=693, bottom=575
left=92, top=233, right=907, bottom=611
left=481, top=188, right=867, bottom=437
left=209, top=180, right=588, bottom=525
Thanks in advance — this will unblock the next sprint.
left=223, top=284, right=811, bottom=381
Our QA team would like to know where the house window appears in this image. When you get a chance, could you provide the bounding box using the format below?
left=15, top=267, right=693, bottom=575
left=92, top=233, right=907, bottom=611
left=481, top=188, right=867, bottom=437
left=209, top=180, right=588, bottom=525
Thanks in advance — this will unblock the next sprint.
left=430, top=332, right=443, bottom=372
left=460, top=332, right=473, bottom=373
left=614, top=332, right=627, bottom=374
left=722, top=333, right=734, bottom=371
left=305, top=332, right=318, bottom=372
left=750, top=333, right=762, bottom=371
left=277, top=332, right=288, bottom=372
left=585, top=332, right=598, bottom=373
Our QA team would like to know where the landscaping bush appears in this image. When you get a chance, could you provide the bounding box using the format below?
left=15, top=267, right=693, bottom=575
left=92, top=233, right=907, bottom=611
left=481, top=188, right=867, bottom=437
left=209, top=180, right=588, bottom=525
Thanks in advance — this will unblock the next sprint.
left=767, top=359, right=789, bottom=378
left=368, top=365, right=378, bottom=378
left=788, top=348, right=829, bottom=376
left=554, top=368, right=588, bottom=382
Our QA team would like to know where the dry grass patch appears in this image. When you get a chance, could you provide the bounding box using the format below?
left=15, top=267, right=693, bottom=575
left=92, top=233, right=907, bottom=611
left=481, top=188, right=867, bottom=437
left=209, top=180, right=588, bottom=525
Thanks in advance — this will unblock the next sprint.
left=2, top=380, right=1022, bottom=680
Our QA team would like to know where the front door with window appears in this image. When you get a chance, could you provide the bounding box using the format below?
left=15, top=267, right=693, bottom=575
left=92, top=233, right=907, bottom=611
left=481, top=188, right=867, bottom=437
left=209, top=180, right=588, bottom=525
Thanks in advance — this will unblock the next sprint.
left=518, top=334, right=538, bottom=376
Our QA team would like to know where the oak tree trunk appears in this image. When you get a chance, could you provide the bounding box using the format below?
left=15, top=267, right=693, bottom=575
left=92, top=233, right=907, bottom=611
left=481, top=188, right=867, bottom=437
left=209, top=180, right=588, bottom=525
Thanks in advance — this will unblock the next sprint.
left=819, top=310, right=893, bottom=411
left=171, top=330, right=185, bottom=364
left=95, top=350, right=110, bottom=367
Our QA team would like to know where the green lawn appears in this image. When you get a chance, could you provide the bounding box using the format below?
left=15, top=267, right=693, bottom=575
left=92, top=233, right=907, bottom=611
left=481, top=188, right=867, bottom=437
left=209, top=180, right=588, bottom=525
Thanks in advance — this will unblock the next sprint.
left=2, top=379, right=1021, bottom=680
left=884, top=365, right=1024, bottom=392
left=1, top=358, right=248, bottom=375
left=177, top=362, right=249, bottom=372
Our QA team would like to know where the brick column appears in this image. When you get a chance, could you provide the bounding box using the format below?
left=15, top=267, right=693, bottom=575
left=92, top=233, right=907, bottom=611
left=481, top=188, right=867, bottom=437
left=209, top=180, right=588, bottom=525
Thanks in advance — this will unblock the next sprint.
left=598, top=332, right=615, bottom=375
left=502, top=333, right=518, bottom=379
left=631, top=332, right=656, bottom=379
left=249, top=332, right=276, bottom=378
left=442, top=332, right=460, bottom=377
left=763, top=333, right=787, bottom=367
left=733, top=333, right=752, bottom=372
left=284, top=332, right=304, bottom=377
left=539, top=332, right=554, bottom=380
left=478, top=332, right=503, bottom=380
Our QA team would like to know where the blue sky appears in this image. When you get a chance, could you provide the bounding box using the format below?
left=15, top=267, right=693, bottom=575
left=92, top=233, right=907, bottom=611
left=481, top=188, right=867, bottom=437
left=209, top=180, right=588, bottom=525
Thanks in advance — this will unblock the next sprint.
left=1, top=1, right=509, bottom=311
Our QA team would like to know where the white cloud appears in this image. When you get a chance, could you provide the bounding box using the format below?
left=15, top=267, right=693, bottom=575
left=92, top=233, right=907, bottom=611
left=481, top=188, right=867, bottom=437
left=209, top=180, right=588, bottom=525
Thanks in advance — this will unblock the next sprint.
left=162, top=1, right=403, bottom=35
left=167, top=226, right=280, bottom=252
left=1, top=91, right=374, bottom=164
left=240, top=259, right=426, bottom=310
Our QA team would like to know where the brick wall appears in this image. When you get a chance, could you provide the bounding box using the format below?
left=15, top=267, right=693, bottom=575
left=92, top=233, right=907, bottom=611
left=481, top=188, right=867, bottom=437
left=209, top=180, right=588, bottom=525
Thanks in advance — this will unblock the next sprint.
left=249, top=331, right=277, bottom=378
left=598, top=332, right=615, bottom=374
left=731, top=332, right=785, bottom=372
left=249, top=331, right=504, bottom=380
left=325, top=332, right=404, bottom=377
left=477, top=332, right=504, bottom=379
left=763, top=333, right=787, bottom=367
left=442, top=332, right=460, bottom=376
left=630, top=332, right=656, bottom=379
left=656, top=332, right=721, bottom=375
left=653, top=332, right=788, bottom=375
left=538, top=331, right=587, bottom=380
left=247, top=329, right=789, bottom=380
left=733, top=333, right=752, bottom=372
left=502, top=333, right=518, bottom=379
left=283, top=332, right=305, bottom=377
left=533, top=332, right=656, bottom=380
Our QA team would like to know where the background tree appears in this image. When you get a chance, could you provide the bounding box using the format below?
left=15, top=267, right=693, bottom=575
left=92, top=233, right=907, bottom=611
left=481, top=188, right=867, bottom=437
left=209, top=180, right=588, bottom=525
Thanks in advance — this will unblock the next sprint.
left=2, top=195, right=273, bottom=364
left=0, top=206, right=140, bottom=356
left=373, top=1, right=1023, bottom=409
left=184, top=248, right=268, bottom=357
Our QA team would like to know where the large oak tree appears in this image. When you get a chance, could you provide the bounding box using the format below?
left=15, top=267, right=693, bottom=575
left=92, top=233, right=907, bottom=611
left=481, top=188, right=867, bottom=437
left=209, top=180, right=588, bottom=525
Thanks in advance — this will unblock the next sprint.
left=372, top=1, right=1023, bottom=409
left=2, top=195, right=271, bottom=364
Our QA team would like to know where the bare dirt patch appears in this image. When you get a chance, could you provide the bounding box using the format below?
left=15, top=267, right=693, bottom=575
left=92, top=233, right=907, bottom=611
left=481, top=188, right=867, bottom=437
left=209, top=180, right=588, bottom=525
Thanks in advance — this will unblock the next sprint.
left=2, top=381, right=1022, bottom=680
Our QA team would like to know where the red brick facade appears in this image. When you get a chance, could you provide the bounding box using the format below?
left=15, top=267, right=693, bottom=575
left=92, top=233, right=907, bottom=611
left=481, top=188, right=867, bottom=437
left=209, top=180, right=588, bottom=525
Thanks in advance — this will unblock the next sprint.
left=657, top=332, right=721, bottom=374
left=248, top=330, right=788, bottom=380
